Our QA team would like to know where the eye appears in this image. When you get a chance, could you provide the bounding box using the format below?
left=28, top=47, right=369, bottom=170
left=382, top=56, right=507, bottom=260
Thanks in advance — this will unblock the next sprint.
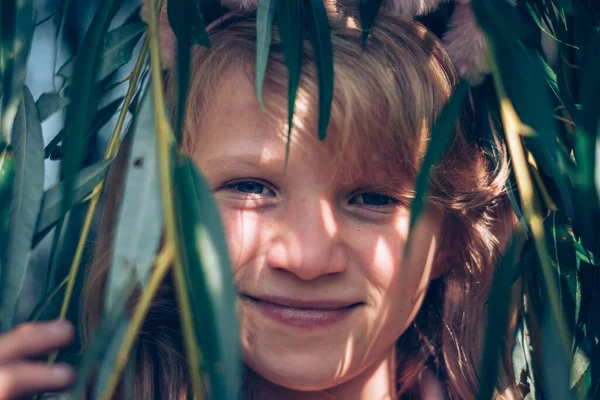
left=223, top=180, right=275, bottom=196
left=349, top=192, right=400, bottom=210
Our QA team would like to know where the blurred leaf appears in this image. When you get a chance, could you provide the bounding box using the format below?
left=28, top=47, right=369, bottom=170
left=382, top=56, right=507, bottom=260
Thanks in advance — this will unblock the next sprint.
left=472, top=0, right=576, bottom=221
left=98, top=22, right=147, bottom=81
left=358, top=0, right=383, bottom=47
left=45, top=96, right=125, bottom=158
left=477, top=231, right=520, bottom=400
left=175, top=157, right=241, bottom=400
left=277, top=0, right=303, bottom=159
left=60, top=0, right=119, bottom=219
left=0, top=0, right=34, bottom=142
left=93, top=317, right=128, bottom=399
left=410, top=79, right=469, bottom=229
left=105, top=88, right=163, bottom=311
left=0, top=87, right=44, bottom=331
left=0, top=149, right=15, bottom=283
left=36, top=92, right=70, bottom=122
left=58, top=22, right=146, bottom=86
left=33, top=160, right=111, bottom=244
left=307, top=0, right=333, bottom=140
left=256, top=0, right=277, bottom=109
left=168, top=0, right=209, bottom=142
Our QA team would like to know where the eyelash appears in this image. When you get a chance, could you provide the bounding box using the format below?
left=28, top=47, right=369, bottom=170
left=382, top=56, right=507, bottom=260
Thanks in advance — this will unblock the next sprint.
left=221, top=179, right=400, bottom=209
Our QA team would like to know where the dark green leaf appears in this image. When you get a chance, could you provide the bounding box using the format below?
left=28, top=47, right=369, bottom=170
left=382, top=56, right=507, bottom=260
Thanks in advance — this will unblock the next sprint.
left=308, top=0, right=333, bottom=140
left=256, top=0, right=277, bottom=110
left=33, top=160, right=111, bottom=242
left=0, top=87, right=45, bottom=331
left=36, top=92, right=70, bottom=122
left=477, top=231, right=520, bottom=400
left=60, top=0, right=119, bottom=218
left=168, top=0, right=210, bottom=142
left=277, top=0, right=303, bottom=159
left=167, top=0, right=210, bottom=48
left=0, top=149, right=15, bottom=292
left=409, top=79, right=469, bottom=229
left=46, top=96, right=125, bottom=158
left=358, top=0, right=383, bottom=47
left=0, top=0, right=35, bottom=143
left=175, top=157, right=241, bottom=400
left=98, top=22, right=147, bottom=81
left=105, top=88, right=163, bottom=311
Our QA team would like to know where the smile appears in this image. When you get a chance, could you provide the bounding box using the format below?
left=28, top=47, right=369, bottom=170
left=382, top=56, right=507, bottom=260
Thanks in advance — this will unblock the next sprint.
left=240, top=294, right=364, bottom=329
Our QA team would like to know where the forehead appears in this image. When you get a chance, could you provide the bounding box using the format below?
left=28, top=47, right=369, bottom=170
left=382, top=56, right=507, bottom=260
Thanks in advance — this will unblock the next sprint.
left=190, top=68, right=416, bottom=190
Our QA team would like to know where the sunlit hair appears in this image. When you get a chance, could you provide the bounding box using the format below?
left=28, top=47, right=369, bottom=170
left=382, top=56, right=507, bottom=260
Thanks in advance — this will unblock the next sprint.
left=83, top=3, right=520, bottom=399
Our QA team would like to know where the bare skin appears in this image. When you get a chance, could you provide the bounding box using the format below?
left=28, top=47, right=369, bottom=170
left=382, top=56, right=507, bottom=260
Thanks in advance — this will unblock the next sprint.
left=0, top=320, right=76, bottom=399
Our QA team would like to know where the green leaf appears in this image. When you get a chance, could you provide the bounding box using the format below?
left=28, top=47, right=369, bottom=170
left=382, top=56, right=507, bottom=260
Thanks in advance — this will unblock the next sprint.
left=60, top=0, right=119, bottom=219
left=409, top=79, right=470, bottom=229
left=0, top=149, right=15, bottom=277
left=256, top=0, right=277, bottom=110
left=175, top=157, right=241, bottom=400
left=167, top=0, right=210, bottom=48
left=36, top=92, right=70, bottom=122
left=477, top=231, right=520, bottom=400
left=358, top=0, right=383, bottom=47
left=99, top=22, right=147, bottom=81
left=0, top=0, right=35, bottom=143
left=46, top=96, right=125, bottom=158
left=105, top=88, right=163, bottom=311
left=307, top=0, right=333, bottom=140
left=168, top=0, right=210, bottom=142
left=0, top=87, right=45, bottom=331
left=472, top=0, right=576, bottom=220
left=58, top=22, right=146, bottom=87
left=33, top=160, right=111, bottom=244
left=277, top=0, right=303, bottom=159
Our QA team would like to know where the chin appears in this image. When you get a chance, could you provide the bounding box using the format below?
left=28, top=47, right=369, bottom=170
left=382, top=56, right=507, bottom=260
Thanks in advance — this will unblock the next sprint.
left=243, top=347, right=353, bottom=392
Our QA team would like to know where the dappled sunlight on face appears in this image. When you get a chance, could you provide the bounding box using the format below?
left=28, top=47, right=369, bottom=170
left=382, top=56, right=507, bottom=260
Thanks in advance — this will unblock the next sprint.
left=191, top=71, right=444, bottom=399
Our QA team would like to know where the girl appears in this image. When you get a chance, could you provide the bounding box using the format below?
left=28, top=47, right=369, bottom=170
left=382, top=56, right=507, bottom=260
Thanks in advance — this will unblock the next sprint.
left=0, top=2, right=519, bottom=398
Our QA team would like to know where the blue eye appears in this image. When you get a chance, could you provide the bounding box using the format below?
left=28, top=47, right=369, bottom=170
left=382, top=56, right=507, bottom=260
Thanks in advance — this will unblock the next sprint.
left=350, top=192, right=398, bottom=207
left=224, top=180, right=275, bottom=196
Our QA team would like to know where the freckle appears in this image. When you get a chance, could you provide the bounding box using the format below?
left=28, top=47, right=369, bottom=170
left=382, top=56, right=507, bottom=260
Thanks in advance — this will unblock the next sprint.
left=133, top=157, right=144, bottom=167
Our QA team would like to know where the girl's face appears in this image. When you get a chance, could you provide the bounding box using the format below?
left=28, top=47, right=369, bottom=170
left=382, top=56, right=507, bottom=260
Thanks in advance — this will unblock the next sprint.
left=192, top=71, right=444, bottom=395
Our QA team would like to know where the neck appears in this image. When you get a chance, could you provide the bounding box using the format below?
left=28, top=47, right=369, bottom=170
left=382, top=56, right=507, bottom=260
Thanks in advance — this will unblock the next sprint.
left=244, top=347, right=397, bottom=400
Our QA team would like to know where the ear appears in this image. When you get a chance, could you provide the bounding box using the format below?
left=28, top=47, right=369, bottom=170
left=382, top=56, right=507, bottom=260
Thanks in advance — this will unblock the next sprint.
left=141, top=0, right=177, bottom=69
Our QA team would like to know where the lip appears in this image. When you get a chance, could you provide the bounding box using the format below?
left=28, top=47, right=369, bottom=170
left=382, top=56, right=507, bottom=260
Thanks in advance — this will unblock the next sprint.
left=240, top=294, right=363, bottom=329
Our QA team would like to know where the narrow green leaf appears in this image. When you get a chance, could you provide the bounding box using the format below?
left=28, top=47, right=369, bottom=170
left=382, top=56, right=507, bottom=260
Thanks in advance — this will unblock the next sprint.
left=33, top=160, right=111, bottom=243
left=0, top=149, right=15, bottom=272
left=0, top=0, right=35, bottom=143
left=256, top=0, right=277, bottom=110
left=105, top=88, right=163, bottom=311
left=277, top=0, right=303, bottom=159
left=168, top=0, right=210, bottom=142
left=358, top=0, right=383, bottom=47
left=46, top=96, right=125, bottom=158
left=0, top=87, right=44, bottom=331
left=175, top=157, right=241, bottom=400
left=99, top=22, right=147, bottom=81
left=477, top=231, right=520, bottom=400
left=92, top=317, right=129, bottom=399
left=167, top=0, right=210, bottom=47
left=36, top=92, right=70, bottom=122
left=409, top=79, right=470, bottom=229
left=60, top=0, right=119, bottom=217
left=308, top=0, right=333, bottom=140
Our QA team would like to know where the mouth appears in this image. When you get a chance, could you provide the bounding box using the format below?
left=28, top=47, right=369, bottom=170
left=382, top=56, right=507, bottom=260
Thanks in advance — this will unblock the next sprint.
left=240, top=294, right=364, bottom=329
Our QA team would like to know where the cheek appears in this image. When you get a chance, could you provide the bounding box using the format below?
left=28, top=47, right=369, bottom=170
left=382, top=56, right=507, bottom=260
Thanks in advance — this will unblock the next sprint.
left=219, top=208, right=263, bottom=273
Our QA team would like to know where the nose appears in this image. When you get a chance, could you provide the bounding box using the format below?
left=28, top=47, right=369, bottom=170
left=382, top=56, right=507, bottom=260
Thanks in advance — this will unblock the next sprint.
left=265, top=198, right=347, bottom=281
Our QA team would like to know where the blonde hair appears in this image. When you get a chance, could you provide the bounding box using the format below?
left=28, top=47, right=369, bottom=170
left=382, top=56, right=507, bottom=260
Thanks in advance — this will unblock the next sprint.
left=83, top=4, right=520, bottom=399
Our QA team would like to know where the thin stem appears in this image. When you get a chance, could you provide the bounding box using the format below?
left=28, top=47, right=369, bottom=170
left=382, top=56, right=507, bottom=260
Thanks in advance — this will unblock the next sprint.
left=146, top=1, right=205, bottom=397
left=99, top=245, right=175, bottom=400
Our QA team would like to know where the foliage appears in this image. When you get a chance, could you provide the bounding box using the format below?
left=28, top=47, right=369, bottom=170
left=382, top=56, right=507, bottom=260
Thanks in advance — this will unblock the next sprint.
left=0, top=0, right=598, bottom=399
